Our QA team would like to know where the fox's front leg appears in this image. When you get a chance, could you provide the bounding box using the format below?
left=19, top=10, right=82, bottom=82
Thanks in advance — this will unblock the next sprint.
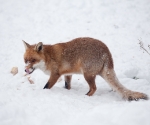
left=44, top=73, right=60, bottom=89
left=64, top=75, right=72, bottom=90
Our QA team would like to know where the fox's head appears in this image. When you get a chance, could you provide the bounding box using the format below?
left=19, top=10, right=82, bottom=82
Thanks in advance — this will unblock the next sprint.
left=23, top=40, right=45, bottom=74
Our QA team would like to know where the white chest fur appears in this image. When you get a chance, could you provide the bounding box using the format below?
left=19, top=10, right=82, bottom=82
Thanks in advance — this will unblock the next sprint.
left=33, top=60, right=50, bottom=75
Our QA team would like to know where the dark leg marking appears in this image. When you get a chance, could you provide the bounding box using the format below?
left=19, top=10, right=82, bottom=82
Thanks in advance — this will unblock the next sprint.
left=43, top=83, right=48, bottom=89
left=86, top=90, right=90, bottom=95
left=65, top=82, right=69, bottom=89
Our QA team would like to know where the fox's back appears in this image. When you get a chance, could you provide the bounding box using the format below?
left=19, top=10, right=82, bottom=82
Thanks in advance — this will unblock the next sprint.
left=58, top=37, right=114, bottom=72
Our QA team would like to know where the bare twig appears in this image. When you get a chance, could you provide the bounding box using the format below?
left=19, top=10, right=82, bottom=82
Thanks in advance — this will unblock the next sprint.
left=138, top=39, right=150, bottom=55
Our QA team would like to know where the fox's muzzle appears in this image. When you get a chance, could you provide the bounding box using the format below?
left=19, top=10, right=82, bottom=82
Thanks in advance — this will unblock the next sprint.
left=25, top=67, right=35, bottom=74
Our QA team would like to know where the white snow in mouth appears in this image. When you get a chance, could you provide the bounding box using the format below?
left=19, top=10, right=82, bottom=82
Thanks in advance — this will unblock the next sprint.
left=0, top=1, right=150, bottom=125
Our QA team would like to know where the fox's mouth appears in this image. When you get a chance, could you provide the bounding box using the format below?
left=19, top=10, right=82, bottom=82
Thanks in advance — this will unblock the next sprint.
left=25, top=67, right=35, bottom=74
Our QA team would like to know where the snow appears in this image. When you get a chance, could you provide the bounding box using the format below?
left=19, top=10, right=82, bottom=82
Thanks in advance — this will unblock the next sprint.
left=0, top=0, right=150, bottom=125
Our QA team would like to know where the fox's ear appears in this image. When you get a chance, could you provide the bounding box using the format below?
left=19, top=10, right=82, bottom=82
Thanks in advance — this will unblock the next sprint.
left=22, top=40, right=30, bottom=50
left=34, top=42, right=43, bottom=52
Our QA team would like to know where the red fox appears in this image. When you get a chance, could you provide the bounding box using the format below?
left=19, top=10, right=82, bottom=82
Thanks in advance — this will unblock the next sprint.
left=23, top=37, right=148, bottom=101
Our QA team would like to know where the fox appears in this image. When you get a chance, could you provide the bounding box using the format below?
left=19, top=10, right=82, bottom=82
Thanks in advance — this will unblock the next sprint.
left=23, top=37, right=148, bottom=101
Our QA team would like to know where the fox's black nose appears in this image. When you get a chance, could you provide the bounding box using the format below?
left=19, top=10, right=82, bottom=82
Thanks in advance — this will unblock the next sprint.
left=25, top=69, right=27, bottom=72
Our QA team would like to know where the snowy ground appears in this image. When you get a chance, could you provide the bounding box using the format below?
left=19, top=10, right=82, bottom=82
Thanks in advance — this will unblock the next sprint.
left=0, top=0, right=150, bottom=125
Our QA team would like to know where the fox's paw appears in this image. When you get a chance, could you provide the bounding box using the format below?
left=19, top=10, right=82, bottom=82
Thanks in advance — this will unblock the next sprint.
left=123, top=90, right=148, bottom=101
left=43, top=83, right=48, bottom=89
left=64, top=82, right=71, bottom=90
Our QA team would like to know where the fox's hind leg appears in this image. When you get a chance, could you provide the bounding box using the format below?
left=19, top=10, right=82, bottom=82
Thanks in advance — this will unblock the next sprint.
left=64, top=75, right=72, bottom=90
left=84, top=73, right=97, bottom=96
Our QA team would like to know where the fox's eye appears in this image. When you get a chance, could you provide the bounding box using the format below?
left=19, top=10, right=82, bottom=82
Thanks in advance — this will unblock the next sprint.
left=32, top=59, right=36, bottom=63
left=25, top=59, right=27, bottom=63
